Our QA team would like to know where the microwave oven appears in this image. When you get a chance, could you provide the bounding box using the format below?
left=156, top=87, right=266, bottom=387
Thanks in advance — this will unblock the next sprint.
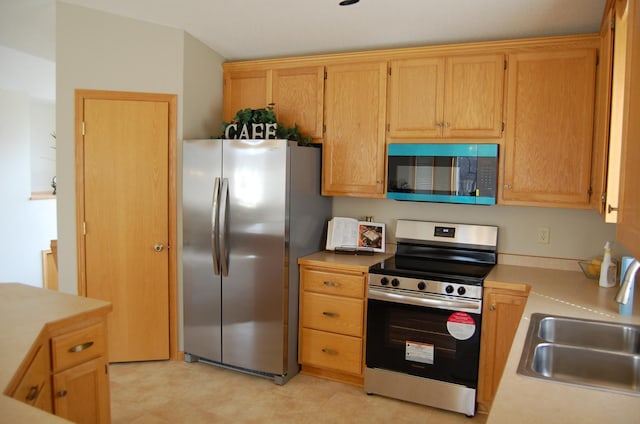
left=387, top=143, right=498, bottom=205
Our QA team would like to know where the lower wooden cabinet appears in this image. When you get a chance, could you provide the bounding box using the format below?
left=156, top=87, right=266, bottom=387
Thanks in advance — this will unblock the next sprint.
left=53, top=355, right=110, bottom=423
left=298, top=264, right=367, bottom=385
left=9, top=317, right=111, bottom=423
left=51, top=319, right=110, bottom=423
left=477, top=284, right=530, bottom=413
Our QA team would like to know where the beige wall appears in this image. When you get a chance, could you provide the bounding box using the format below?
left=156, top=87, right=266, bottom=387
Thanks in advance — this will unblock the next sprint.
left=333, top=197, right=627, bottom=262
left=56, top=3, right=224, bottom=296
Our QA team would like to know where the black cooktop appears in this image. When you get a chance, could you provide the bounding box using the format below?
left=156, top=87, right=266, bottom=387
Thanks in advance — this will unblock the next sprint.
left=369, top=255, right=495, bottom=286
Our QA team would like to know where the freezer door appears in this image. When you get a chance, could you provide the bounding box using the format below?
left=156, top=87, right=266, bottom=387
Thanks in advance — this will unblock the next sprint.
left=221, top=139, right=288, bottom=374
left=183, top=139, right=223, bottom=362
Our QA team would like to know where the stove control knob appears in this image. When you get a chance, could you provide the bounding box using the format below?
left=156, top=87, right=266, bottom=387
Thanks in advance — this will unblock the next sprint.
left=380, top=277, right=389, bottom=286
left=457, top=286, right=466, bottom=296
left=391, top=278, right=400, bottom=287
left=445, top=285, right=454, bottom=294
left=417, top=281, right=426, bottom=290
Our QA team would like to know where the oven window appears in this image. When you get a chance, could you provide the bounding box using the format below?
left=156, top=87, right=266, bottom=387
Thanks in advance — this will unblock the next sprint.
left=366, top=298, right=481, bottom=388
left=387, top=156, right=478, bottom=196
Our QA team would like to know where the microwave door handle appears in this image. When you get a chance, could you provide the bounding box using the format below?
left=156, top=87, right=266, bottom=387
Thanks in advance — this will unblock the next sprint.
left=219, top=178, right=229, bottom=277
left=211, top=177, right=221, bottom=276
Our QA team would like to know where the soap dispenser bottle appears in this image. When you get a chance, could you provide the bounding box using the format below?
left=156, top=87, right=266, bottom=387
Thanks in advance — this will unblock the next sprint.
left=599, top=241, right=615, bottom=288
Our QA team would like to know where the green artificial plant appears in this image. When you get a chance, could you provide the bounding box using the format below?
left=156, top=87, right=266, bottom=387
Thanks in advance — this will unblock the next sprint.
left=219, top=103, right=312, bottom=145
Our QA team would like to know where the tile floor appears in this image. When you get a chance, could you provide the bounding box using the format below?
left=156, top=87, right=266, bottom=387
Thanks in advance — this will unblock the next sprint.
left=110, top=361, right=488, bottom=424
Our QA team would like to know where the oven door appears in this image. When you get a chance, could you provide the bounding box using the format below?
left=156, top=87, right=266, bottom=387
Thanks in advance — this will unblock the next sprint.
left=366, top=296, right=482, bottom=388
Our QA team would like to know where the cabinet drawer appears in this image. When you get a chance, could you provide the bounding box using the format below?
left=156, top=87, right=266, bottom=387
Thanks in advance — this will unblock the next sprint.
left=302, top=292, right=363, bottom=337
left=302, top=268, right=365, bottom=298
left=301, top=328, right=362, bottom=375
left=51, top=322, right=106, bottom=372
left=12, top=343, right=52, bottom=411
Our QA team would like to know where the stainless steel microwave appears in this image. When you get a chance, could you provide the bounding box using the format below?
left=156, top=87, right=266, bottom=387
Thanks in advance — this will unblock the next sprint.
left=387, top=143, right=498, bottom=205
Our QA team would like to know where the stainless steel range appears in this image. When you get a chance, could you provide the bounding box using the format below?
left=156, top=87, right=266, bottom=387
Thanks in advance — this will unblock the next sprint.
left=365, top=219, right=498, bottom=416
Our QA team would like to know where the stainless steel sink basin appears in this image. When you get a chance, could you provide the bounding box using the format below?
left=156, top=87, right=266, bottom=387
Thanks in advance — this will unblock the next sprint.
left=518, top=313, right=640, bottom=395
left=537, top=315, right=640, bottom=353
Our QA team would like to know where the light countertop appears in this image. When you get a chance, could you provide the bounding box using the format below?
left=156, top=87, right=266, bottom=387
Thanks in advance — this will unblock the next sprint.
left=298, top=250, right=393, bottom=271
left=485, top=265, right=640, bottom=424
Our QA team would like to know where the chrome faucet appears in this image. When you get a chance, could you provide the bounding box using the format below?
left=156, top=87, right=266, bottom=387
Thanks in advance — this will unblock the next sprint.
left=615, top=258, right=640, bottom=304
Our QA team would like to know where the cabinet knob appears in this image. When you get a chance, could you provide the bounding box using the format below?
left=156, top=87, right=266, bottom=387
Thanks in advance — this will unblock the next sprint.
left=490, top=305, right=496, bottom=311
left=154, top=243, right=164, bottom=252
left=503, top=184, right=512, bottom=190
left=607, top=204, right=618, bottom=214
left=57, top=390, right=68, bottom=398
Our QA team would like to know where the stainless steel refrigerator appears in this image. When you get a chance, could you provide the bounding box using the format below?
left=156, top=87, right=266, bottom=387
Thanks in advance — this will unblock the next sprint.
left=182, top=139, right=331, bottom=384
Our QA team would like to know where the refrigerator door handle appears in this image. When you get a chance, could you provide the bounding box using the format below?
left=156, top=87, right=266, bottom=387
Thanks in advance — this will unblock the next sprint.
left=211, top=177, right=221, bottom=275
left=219, top=178, right=230, bottom=276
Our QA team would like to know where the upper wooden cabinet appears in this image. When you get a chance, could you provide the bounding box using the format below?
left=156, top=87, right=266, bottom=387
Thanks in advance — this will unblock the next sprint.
left=322, top=61, right=387, bottom=197
left=222, top=70, right=268, bottom=122
left=222, top=65, right=324, bottom=140
left=501, top=48, right=597, bottom=207
left=616, top=0, right=640, bottom=259
left=388, top=53, right=505, bottom=139
left=272, top=66, right=324, bottom=139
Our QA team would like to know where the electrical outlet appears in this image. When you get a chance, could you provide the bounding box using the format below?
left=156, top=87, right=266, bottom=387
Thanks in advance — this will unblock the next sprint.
left=537, top=226, right=550, bottom=244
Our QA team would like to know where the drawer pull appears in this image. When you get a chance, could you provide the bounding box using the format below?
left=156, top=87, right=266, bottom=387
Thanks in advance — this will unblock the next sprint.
left=322, top=311, right=339, bottom=318
left=25, top=385, right=40, bottom=401
left=69, top=341, right=94, bottom=353
left=57, top=390, right=68, bottom=398
left=323, top=280, right=340, bottom=288
left=321, top=348, right=338, bottom=355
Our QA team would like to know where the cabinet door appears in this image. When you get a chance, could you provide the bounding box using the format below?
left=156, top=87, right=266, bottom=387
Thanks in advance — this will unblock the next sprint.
left=388, top=57, right=444, bottom=138
left=502, top=49, right=597, bottom=207
left=591, top=5, right=616, bottom=217
left=323, top=61, right=387, bottom=197
left=11, top=343, right=52, bottom=413
left=53, top=356, right=110, bottom=424
left=222, top=70, right=269, bottom=121
left=444, top=54, right=505, bottom=138
left=616, top=0, right=640, bottom=258
left=477, top=288, right=527, bottom=412
left=272, top=66, right=324, bottom=139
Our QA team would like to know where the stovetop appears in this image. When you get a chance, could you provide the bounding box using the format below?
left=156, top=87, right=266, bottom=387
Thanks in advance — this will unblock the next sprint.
left=368, top=220, right=498, bottom=289
left=369, top=256, right=494, bottom=286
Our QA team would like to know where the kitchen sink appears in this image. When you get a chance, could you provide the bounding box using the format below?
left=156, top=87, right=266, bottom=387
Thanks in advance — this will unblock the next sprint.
left=517, top=313, right=640, bottom=396
left=537, top=315, right=640, bottom=353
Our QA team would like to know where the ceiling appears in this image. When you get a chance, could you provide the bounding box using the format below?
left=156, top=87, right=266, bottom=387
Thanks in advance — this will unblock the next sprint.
left=12, top=0, right=605, bottom=63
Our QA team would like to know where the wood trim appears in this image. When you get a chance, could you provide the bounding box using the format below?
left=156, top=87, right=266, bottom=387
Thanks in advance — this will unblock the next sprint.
left=300, top=364, right=364, bottom=387
left=74, top=89, right=179, bottom=361
left=42, top=250, right=58, bottom=291
left=483, top=280, right=531, bottom=293
left=222, top=34, right=599, bottom=72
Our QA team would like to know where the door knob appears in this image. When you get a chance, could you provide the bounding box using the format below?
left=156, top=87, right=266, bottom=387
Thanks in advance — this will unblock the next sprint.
left=153, top=243, right=164, bottom=252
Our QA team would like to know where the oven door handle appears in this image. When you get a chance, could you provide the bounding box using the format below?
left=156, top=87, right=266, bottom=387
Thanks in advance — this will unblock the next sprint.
left=368, top=287, right=482, bottom=311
